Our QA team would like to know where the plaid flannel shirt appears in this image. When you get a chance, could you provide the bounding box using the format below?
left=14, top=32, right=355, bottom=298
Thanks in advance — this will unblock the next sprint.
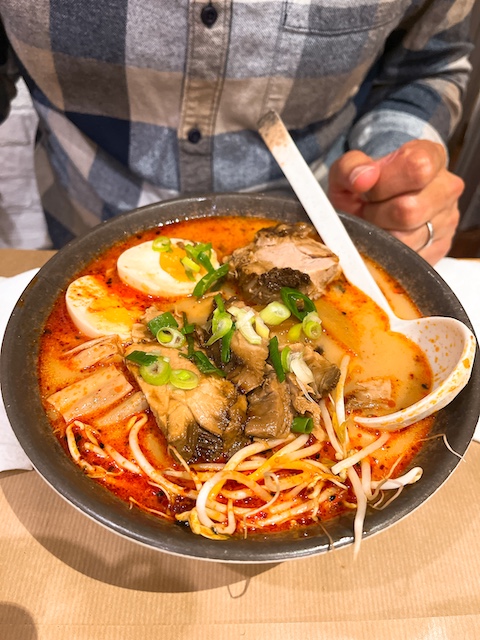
left=0, top=0, right=474, bottom=247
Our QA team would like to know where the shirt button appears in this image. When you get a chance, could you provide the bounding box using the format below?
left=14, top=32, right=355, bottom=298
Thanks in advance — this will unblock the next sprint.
left=201, top=4, right=218, bottom=27
left=188, top=128, right=202, bottom=144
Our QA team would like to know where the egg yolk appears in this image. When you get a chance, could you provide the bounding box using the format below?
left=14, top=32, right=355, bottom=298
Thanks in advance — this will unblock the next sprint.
left=88, top=297, right=136, bottom=327
left=159, top=245, right=206, bottom=282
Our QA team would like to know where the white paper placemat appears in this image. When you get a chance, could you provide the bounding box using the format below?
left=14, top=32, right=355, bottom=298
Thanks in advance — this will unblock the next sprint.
left=0, top=269, right=39, bottom=471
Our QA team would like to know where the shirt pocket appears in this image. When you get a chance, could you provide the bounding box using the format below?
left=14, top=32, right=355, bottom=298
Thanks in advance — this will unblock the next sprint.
left=282, top=0, right=405, bottom=35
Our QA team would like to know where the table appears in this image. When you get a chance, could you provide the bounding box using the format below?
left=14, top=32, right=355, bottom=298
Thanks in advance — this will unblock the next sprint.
left=1, top=249, right=480, bottom=640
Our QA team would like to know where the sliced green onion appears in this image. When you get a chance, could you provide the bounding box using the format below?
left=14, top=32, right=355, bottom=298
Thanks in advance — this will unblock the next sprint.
left=156, top=327, right=186, bottom=349
left=259, top=301, right=291, bottom=325
left=185, top=242, right=214, bottom=273
left=287, top=322, right=303, bottom=342
left=193, top=263, right=229, bottom=297
left=180, top=312, right=195, bottom=335
left=169, top=368, right=199, bottom=390
left=214, top=294, right=225, bottom=313
left=206, top=310, right=233, bottom=346
left=289, top=352, right=315, bottom=384
left=302, top=312, right=322, bottom=339
left=280, top=348, right=314, bottom=385
left=221, top=326, right=235, bottom=364
left=185, top=241, right=212, bottom=259
left=152, top=236, right=172, bottom=252
left=268, top=336, right=285, bottom=382
left=255, top=315, right=270, bottom=339
left=192, top=351, right=225, bottom=377
left=139, top=356, right=171, bottom=386
left=181, top=256, right=201, bottom=272
left=147, top=312, right=178, bottom=337
left=281, top=345, right=291, bottom=372
left=183, top=334, right=194, bottom=358
left=181, top=256, right=201, bottom=280
left=125, top=350, right=159, bottom=366
left=177, top=314, right=196, bottom=357
left=228, top=305, right=262, bottom=345
left=291, top=416, right=314, bottom=434
left=280, top=287, right=316, bottom=320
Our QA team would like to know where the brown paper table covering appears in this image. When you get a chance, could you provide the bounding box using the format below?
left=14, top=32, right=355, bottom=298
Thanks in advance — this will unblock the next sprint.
left=1, top=249, right=480, bottom=640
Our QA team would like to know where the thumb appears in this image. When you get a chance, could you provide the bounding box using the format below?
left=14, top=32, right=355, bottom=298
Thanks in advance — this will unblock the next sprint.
left=348, top=162, right=380, bottom=193
left=328, top=151, right=380, bottom=214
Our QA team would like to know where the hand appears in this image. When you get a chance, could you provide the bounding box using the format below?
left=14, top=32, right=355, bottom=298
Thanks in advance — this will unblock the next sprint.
left=327, top=140, right=465, bottom=264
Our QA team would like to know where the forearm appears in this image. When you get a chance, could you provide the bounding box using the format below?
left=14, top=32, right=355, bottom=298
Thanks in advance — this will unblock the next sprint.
left=348, top=0, right=474, bottom=158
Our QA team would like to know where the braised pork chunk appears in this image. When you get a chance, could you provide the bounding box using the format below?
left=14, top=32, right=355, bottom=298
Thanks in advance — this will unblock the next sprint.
left=227, top=222, right=341, bottom=303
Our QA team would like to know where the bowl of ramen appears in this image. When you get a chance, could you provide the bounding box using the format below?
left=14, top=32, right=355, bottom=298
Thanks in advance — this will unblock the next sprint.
left=2, top=193, right=479, bottom=563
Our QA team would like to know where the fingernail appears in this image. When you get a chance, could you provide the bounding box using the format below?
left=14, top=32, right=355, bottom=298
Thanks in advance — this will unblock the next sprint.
left=349, top=164, right=377, bottom=186
left=377, top=148, right=401, bottom=167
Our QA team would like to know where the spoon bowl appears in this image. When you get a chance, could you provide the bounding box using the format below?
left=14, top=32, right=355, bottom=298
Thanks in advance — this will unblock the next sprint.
left=257, top=110, right=476, bottom=430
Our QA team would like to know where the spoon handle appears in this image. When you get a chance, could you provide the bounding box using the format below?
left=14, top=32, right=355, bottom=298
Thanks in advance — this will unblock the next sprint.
left=257, top=110, right=395, bottom=319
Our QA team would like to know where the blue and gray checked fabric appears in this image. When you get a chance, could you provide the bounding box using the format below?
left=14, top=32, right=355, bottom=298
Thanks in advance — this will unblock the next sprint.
left=0, top=0, right=474, bottom=247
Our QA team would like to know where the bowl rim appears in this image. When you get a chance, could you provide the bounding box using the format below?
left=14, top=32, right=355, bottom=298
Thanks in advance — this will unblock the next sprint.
left=2, top=192, right=479, bottom=563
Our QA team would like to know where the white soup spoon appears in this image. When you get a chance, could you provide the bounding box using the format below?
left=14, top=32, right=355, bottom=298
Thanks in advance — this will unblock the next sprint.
left=257, top=110, right=476, bottom=430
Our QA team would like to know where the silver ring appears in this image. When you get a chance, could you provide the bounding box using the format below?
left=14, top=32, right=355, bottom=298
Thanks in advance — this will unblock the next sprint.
left=419, top=220, right=434, bottom=250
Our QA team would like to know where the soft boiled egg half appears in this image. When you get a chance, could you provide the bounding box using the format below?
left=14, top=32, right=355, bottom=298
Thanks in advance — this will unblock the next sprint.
left=66, top=275, right=140, bottom=341
left=117, top=238, right=220, bottom=296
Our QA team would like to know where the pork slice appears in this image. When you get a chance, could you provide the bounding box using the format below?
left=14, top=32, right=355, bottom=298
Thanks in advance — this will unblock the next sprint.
left=95, top=391, right=149, bottom=427
left=63, top=336, right=122, bottom=370
left=165, top=397, right=197, bottom=446
left=227, top=222, right=341, bottom=303
left=254, top=222, right=313, bottom=244
left=345, top=378, right=393, bottom=414
left=46, top=364, right=133, bottom=424
left=286, top=375, right=325, bottom=441
left=223, top=330, right=269, bottom=393
left=188, top=377, right=239, bottom=436
left=224, top=394, right=248, bottom=453
left=302, top=345, right=341, bottom=398
left=245, top=372, right=293, bottom=439
left=124, top=344, right=248, bottom=461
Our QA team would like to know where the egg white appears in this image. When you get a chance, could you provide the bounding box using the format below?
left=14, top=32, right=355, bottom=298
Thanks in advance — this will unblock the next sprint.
left=65, top=275, right=137, bottom=341
left=117, top=238, right=220, bottom=296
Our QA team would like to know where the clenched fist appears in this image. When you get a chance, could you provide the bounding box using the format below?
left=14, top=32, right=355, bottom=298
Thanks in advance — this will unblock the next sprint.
left=328, top=140, right=464, bottom=264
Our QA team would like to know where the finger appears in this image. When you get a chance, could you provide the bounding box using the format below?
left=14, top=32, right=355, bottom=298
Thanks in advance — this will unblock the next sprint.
left=328, top=150, right=380, bottom=215
left=385, top=200, right=460, bottom=265
left=389, top=204, right=460, bottom=249
left=329, top=150, right=380, bottom=191
left=416, top=206, right=459, bottom=265
left=360, top=170, right=464, bottom=231
left=419, top=219, right=458, bottom=265
left=365, top=140, right=447, bottom=202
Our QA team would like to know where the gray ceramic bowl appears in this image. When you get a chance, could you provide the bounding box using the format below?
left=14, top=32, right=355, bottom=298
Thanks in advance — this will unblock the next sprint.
left=2, top=193, right=479, bottom=562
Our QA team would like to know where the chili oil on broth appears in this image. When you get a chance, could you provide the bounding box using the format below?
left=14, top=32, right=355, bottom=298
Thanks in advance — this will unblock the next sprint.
left=37, top=215, right=433, bottom=537
left=318, top=278, right=432, bottom=413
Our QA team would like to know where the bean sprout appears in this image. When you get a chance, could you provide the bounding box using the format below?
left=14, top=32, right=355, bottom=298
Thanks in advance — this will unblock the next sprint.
left=61, top=397, right=424, bottom=557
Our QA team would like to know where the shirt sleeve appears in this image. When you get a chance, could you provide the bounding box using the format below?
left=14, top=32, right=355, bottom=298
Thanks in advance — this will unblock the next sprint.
left=347, top=0, right=474, bottom=159
left=0, top=18, right=18, bottom=125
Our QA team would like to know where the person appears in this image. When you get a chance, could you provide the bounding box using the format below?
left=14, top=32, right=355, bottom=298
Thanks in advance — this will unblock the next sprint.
left=0, top=0, right=474, bottom=264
